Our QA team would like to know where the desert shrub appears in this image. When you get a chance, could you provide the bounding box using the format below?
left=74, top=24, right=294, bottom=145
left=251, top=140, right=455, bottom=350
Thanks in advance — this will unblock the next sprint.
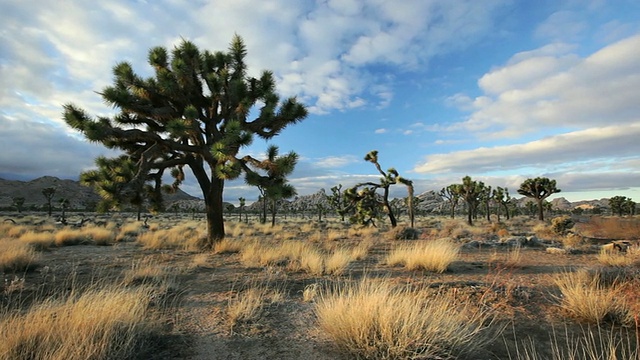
left=562, top=233, right=586, bottom=249
left=82, top=226, right=116, bottom=245
left=554, top=270, right=631, bottom=324
left=0, top=240, right=39, bottom=272
left=387, top=226, right=420, bottom=240
left=533, top=222, right=557, bottom=240
left=489, top=246, right=524, bottom=269
left=315, top=277, right=495, bottom=359
left=0, top=284, right=160, bottom=360
left=324, top=249, right=351, bottom=275
left=137, top=224, right=204, bottom=250
left=386, top=239, right=460, bottom=273
left=551, top=215, right=575, bottom=236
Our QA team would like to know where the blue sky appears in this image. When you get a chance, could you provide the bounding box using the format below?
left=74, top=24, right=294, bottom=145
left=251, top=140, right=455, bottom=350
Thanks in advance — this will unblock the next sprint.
left=1, top=0, right=640, bottom=204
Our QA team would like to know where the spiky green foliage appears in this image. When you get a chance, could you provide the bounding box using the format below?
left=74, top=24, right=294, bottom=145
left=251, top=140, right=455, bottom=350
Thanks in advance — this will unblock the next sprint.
left=244, top=145, right=298, bottom=226
left=63, top=35, right=307, bottom=248
left=517, top=177, right=561, bottom=221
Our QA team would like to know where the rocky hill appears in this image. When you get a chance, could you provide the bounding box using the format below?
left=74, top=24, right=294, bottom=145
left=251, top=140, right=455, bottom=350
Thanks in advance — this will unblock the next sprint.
left=0, top=176, right=198, bottom=210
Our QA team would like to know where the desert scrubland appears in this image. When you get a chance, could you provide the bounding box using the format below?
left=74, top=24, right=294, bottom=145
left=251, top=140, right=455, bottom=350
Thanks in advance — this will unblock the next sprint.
left=1, top=213, right=639, bottom=359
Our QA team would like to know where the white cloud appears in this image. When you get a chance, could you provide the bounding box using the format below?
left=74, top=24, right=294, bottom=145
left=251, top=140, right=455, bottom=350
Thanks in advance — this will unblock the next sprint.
left=312, top=155, right=359, bottom=168
left=374, top=128, right=387, bottom=134
left=414, top=123, right=640, bottom=174
left=448, top=34, right=640, bottom=138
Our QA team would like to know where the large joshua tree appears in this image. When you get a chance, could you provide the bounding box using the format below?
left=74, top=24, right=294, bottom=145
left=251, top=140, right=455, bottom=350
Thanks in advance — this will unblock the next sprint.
left=517, top=177, right=561, bottom=221
left=63, top=36, right=307, bottom=248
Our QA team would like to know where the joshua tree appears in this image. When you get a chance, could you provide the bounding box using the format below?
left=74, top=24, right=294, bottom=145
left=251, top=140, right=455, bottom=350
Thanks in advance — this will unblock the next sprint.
left=326, top=184, right=352, bottom=222
left=480, top=185, right=493, bottom=222
left=347, top=150, right=413, bottom=228
left=345, top=186, right=382, bottom=227
left=439, top=185, right=461, bottom=219
left=492, top=187, right=511, bottom=221
left=63, top=36, right=307, bottom=248
left=244, top=145, right=298, bottom=227
left=454, top=176, right=484, bottom=226
left=42, top=187, right=56, bottom=217
left=238, top=197, right=246, bottom=222
left=59, top=198, right=70, bottom=224
left=608, top=196, right=635, bottom=216
left=517, top=177, right=561, bottom=221
left=12, top=197, right=25, bottom=213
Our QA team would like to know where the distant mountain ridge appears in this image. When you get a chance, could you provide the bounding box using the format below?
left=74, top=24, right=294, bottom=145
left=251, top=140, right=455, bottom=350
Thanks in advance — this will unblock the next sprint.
left=0, top=176, right=614, bottom=213
left=0, top=176, right=198, bottom=210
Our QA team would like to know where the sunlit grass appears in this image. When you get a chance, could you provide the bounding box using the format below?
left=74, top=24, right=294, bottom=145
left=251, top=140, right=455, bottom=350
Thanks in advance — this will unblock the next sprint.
left=386, top=239, right=460, bottom=273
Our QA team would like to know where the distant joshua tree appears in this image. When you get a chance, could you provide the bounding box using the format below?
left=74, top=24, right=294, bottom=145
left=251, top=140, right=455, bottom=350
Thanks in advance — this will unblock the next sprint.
left=238, top=197, right=246, bottom=222
left=492, top=187, right=511, bottom=221
left=244, top=145, right=298, bottom=226
left=12, top=197, right=25, bottom=213
left=453, top=176, right=484, bottom=226
left=439, top=185, right=461, bottom=219
left=517, top=177, right=561, bottom=221
left=42, top=187, right=56, bottom=217
left=609, top=196, right=636, bottom=216
left=346, top=150, right=414, bottom=228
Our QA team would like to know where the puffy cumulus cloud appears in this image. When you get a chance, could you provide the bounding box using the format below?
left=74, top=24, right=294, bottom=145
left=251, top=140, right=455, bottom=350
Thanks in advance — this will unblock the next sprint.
left=451, top=34, right=640, bottom=138
left=413, top=123, right=640, bottom=174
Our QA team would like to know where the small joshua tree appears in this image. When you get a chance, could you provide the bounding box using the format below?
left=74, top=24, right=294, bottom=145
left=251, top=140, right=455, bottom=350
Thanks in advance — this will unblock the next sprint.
left=12, top=197, right=25, bottom=214
left=453, top=176, right=484, bottom=226
left=238, top=197, right=246, bottom=222
left=326, top=184, right=353, bottom=222
left=346, top=150, right=413, bottom=228
left=42, top=187, right=56, bottom=217
left=517, top=177, right=561, bottom=221
left=492, top=187, right=511, bottom=221
left=439, top=185, right=460, bottom=219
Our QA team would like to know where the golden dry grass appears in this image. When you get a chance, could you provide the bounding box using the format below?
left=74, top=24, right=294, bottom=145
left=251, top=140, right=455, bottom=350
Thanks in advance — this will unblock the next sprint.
left=511, top=325, right=639, bottom=360
left=385, top=239, right=460, bottom=273
left=213, top=237, right=245, bottom=254
left=54, top=228, right=90, bottom=246
left=0, top=284, right=160, bottom=360
left=315, top=277, right=495, bottom=359
left=18, top=231, right=55, bottom=250
left=137, top=224, right=204, bottom=250
left=576, top=216, right=640, bottom=240
left=554, top=270, right=631, bottom=325
left=489, top=246, right=524, bottom=269
left=227, top=277, right=286, bottom=333
left=597, top=248, right=638, bottom=267
left=0, top=239, right=40, bottom=272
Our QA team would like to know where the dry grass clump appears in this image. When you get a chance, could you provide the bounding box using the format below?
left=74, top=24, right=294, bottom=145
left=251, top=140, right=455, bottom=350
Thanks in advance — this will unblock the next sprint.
left=239, top=240, right=356, bottom=276
left=18, top=231, right=55, bottom=250
left=0, top=240, right=40, bottom=273
left=116, top=221, right=144, bottom=241
left=438, top=219, right=472, bottom=239
left=315, top=277, right=495, bottom=359
left=54, top=228, right=91, bottom=246
left=533, top=222, right=558, bottom=240
left=511, top=325, right=639, bottom=360
left=597, top=248, right=639, bottom=267
left=0, top=284, right=160, bottom=360
left=82, top=226, right=116, bottom=245
left=137, top=223, right=204, bottom=250
left=3, top=224, right=29, bottom=238
left=554, top=270, right=631, bottom=325
left=213, top=237, right=245, bottom=254
left=347, top=226, right=378, bottom=238
left=489, top=246, right=524, bottom=269
left=122, top=260, right=172, bottom=287
left=227, top=277, right=286, bottom=333
left=562, top=233, right=586, bottom=249
left=386, top=239, right=460, bottom=273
